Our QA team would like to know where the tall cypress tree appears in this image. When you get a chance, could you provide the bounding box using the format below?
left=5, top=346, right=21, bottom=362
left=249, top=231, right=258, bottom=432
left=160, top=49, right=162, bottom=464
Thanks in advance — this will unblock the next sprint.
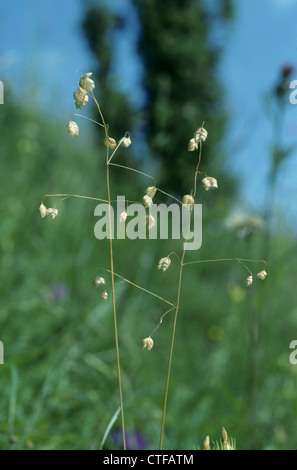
left=82, top=0, right=234, bottom=196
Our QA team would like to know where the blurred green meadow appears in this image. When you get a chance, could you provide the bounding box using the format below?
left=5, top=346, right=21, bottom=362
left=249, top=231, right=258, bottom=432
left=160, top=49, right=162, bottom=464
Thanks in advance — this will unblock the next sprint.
left=1, top=85, right=297, bottom=451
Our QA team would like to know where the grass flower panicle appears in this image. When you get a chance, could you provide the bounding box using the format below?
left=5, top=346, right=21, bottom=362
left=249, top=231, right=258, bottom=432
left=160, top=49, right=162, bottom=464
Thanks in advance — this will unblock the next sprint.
left=39, top=71, right=268, bottom=451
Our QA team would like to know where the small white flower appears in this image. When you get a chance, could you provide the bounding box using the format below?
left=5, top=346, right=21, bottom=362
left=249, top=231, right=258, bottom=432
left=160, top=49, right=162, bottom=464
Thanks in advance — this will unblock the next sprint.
left=143, top=195, right=153, bottom=208
left=142, top=337, right=154, bottom=351
left=79, top=72, right=95, bottom=92
left=257, top=270, right=267, bottom=280
left=66, top=120, right=79, bottom=137
left=202, top=176, right=218, bottom=191
left=120, top=210, right=128, bottom=222
left=194, top=127, right=208, bottom=143
left=39, top=203, right=47, bottom=218
left=158, top=257, right=171, bottom=272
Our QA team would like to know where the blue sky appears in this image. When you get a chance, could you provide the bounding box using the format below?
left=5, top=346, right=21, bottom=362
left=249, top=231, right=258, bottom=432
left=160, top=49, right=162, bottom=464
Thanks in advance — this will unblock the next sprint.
left=1, top=0, right=297, bottom=227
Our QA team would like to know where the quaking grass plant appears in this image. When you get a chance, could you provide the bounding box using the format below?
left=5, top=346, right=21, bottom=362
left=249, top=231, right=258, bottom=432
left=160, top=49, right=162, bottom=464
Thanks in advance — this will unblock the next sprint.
left=39, top=72, right=268, bottom=450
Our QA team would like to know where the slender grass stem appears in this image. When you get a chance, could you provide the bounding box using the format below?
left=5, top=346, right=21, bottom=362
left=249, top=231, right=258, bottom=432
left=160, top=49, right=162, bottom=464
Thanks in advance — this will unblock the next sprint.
left=106, top=154, right=126, bottom=450
left=159, top=209, right=192, bottom=450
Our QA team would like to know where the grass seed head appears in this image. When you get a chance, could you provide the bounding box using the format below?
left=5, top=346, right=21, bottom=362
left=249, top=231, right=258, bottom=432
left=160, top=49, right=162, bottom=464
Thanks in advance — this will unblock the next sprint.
left=257, top=270, right=267, bottom=280
left=73, top=87, right=87, bottom=102
left=194, top=126, right=208, bottom=143
left=145, top=186, right=157, bottom=198
left=142, top=337, right=154, bottom=351
left=182, top=194, right=195, bottom=209
left=93, top=276, right=106, bottom=287
left=46, top=208, right=58, bottom=219
left=101, top=290, right=108, bottom=300
left=245, top=275, right=253, bottom=287
left=39, top=203, right=47, bottom=218
left=202, top=435, right=210, bottom=450
left=104, top=136, right=117, bottom=149
left=202, top=176, right=218, bottom=191
left=120, top=211, right=128, bottom=222
left=146, top=214, right=155, bottom=230
left=158, top=257, right=171, bottom=272
left=66, top=120, right=79, bottom=137
left=121, top=134, right=132, bottom=148
left=188, top=137, right=198, bottom=151
left=79, top=72, right=95, bottom=92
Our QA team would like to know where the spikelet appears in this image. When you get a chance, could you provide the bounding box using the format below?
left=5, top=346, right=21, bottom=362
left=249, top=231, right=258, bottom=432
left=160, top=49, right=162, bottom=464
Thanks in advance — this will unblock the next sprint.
left=158, top=257, right=171, bottom=272
left=39, top=203, right=47, bottom=218
left=93, top=276, right=106, bottom=287
left=245, top=275, right=253, bottom=287
left=79, top=72, right=95, bottom=92
left=104, top=136, right=117, bottom=149
left=202, top=176, right=218, bottom=191
left=194, top=126, right=208, bottom=143
left=257, top=270, right=267, bottom=280
left=66, top=120, right=79, bottom=137
left=142, top=337, right=154, bottom=351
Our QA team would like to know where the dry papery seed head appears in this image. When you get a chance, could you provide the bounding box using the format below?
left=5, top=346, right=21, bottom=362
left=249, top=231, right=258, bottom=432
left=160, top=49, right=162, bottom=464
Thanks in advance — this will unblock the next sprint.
left=46, top=208, right=59, bottom=219
left=93, top=276, right=106, bottom=287
left=194, top=126, right=208, bottom=143
left=39, top=204, right=58, bottom=219
left=142, top=337, right=154, bottom=351
left=143, top=195, right=153, bottom=208
left=79, top=72, right=95, bottom=92
left=202, top=176, right=218, bottom=191
left=182, top=194, right=195, bottom=209
left=245, top=275, right=253, bottom=287
left=66, top=120, right=79, bottom=137
left=202, top=435, right=210, bottom=450
left=104, top=136, right=117, bottom=149
left=101, top=290, right=108, bottom=301
left=39, top=203, right=47, bottom=218
left=145, top=186, right=157, bottom=199
left=221, top=427, right=232, bottom=449
left=221, top=427, right=228, bottom=446
left=257, top=270, right=267, bottom=280
left=146, top=214, right=155, bottom=230
left=73, top=87, right=87, bottom=102
left=75, top=95, right=89, bottom=110
left=120, top=210, right=128, bottom=223
left=121, top=134, right=132, bottom=148
left=158, top=257, right=171, bottom=272
left=188, top=137, right=198, bottom=152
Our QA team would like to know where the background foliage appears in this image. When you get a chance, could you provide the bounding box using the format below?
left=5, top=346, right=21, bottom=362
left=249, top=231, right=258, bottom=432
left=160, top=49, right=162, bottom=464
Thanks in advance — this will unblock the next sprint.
left=0, top=0, right=297, bottom=451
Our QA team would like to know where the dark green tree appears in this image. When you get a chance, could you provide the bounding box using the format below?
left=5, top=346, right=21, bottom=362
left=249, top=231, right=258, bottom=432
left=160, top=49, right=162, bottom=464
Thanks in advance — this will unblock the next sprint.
left=82, top=0, right=235, bottom=197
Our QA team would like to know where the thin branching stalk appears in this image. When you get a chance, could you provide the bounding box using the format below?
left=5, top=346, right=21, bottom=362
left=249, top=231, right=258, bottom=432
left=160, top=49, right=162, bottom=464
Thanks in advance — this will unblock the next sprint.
left=159, top=218, right=191, bottom=449
left=159, top=138, right=203, bottom=449
left=106, top=151, right=126, bottom=450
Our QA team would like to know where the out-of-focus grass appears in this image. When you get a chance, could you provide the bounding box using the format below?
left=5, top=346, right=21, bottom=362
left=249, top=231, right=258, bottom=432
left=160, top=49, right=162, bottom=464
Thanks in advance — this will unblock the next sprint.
left=1, top=94, right=297, bottom=450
